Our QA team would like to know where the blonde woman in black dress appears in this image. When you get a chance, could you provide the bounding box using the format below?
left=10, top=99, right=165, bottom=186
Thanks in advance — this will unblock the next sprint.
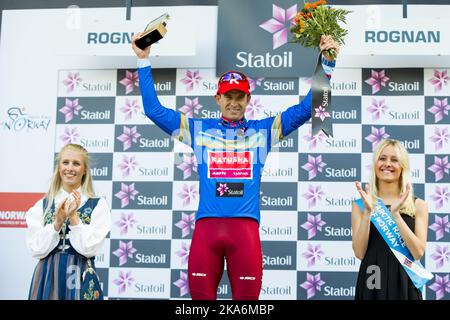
left=352, top=139, right=429, bottom=300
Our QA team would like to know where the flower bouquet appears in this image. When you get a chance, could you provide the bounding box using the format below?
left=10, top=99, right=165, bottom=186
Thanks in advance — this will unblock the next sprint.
left=290, top=0, right=350, bottom=60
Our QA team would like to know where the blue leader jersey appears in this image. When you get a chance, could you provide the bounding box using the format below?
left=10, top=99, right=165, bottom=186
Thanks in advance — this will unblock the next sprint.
left=138, top=61, right=334, bottom=223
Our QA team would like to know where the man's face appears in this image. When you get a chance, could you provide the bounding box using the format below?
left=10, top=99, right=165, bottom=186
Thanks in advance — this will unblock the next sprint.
left=215, top=90, right=251, bottom=121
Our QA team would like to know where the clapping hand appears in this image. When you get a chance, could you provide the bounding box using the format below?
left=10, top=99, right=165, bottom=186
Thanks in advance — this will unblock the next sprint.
left=355, top=181, right=373, bottom=215
left=390, top=183, right=411, bottom=216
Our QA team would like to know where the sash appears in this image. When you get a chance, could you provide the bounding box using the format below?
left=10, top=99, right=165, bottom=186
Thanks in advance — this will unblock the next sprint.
left=355, top=198, right=433, bottom=289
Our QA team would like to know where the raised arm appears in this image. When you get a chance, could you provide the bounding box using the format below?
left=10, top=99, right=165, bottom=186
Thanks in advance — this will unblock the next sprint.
left=132, top=33, right=193, bottom=147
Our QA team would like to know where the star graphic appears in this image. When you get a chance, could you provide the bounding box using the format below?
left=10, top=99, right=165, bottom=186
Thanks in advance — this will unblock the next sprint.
left=428, top=69, right=450, bottom=92
left=428, top=98, right=449, bottom=123
left=246, top=98, right=264, bottom=120
left=430, top=186, right=450, bottom=210
left=173, top=271, right=189, bottom=297
left=112, top=240, right=137, bottom=266
left=431, top=245, right=450, bottom=269
left=121, top=98, right=140, bottom=121
left=59, top=127, right=80, bottom=144
left=178, top=97, right=203, bottom=118
left=302, top=243, right=324, bottom=267
left=367, top=98, right=388, bottom=121
left=114, top=183, right=139, bottom=208
left=428, top=156, right=450, bottom=182
left=181, top=70, right=202, bottom=92
left=113, top=271, right=135, bottom=294
left=260, top=4, right=297, bottom=49
left=176, top=154, right=198, bottom=180
left=429, top=127, right=450, bottom=151
left=365, top=126, right=390, bottom=150
left=175, top=212, right=196, bottom=238
left=176, top=242, right=190, bottom=266
left=365, top=69, right=390, bottom=94
left=63, top=72, right=82, bottom=93
left=118, top=155, right=139, bottom=178
left=314, top=105, right=331, bottom=122
left=429, top=215, right=450, bottom=241
left=300, top=272, right=325, bottom=299
left=115, top=212, right=137, bottom=235
left=59, top=98, right=83, bottom=123
left=119, top=70, right=139, bottom=94
left=301, top=213, right=327, bottom=239
left=428, top=274, right=450, bottom=300
left=177, top=184, right=199, bottom=207
left=302, top=155, right=327, bottom=180
left=302, top=185, right=325, bottom=209
left=117, top=126, right=141, bottom=151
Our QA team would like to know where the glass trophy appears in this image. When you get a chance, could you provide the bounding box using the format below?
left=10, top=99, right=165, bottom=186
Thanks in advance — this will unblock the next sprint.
left=135, top=13, right=170, bottom=50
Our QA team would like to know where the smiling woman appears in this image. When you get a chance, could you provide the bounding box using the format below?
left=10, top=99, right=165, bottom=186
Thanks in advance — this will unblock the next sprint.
left=25, top=143, right=111, bottom=300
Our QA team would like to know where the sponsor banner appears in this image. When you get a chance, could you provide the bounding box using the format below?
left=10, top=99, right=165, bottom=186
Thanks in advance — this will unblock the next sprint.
left=362, top=68, right=424, bottom=96
left=55, top=124, right=115, bottom=153
left=172, top=211, right=196, bottom=240
left=298, top=241, right=360, bottom=272
left=113, top=152, right=174, bottom=182
left=262, top=241, right=297, bottom=270
left=297, top=271, right=357, bottom=300
left=114, top=96, right=176, bottom=125
left=299, top=153, right=361, bottom=182
left=425, top=96, right=450, bottom=125
left=328, top=96, right=361, bottom=124
left=176, top=96, right=220, bottom=119
left=260, top=270, right=297, bottom=299
left=260, top=211, right=298, bottom=241
left=89, top=153, right=113, bottom=181
left=329, top=69, right=362, bottom=96
left=0, top=192, right=44, bottom=228
left=172, top=181, right=200, bottom=211
left=362, top=153, right=425, bottom=185
left=425, top=125, right=450, bottom=154
left=116, top=68, right=176, bottom=97
left=111, top=210, right=172, bottom=240
left=170, top=239, right=192, bottom=269
left=362, top=96, right=425, bottom=125
left=176, top=68, right=218, bottom=96
left=427, top=213, right=450, bottom=242
left=261, top=153, right=298, bottom=182
left=362, top=125, right=424, bottom=154
left=426, top=183, right=450, bottom=213
left=110, top=239, right=171, bottom=268
left=108, top=268, right=170, bottom=299
left=298, top=212, right=352, bottom=241
left=94, top=239, right=110, bottom=269
left=216, top=0, right=318, bottom=77
left=299, top=124, right=362, bottom=154
left=426, top=154, right=450, bottom=183
left=345, top=7, right=450, bottom=56
left=260, top=182, right=297, bottom=211
left=170, top=270, right=232, bottom=299
left=424, top=68, right=450, bottom=96
left=298, top=182, right=358, bottom=212
left=56, top=97, right=115, bottom=124
left=425, top=242, right=450, bottom=273
left=58, top=70, right=117, bottom=97
left=114, top=124, right=173, bottom=152
left=250, top=78, right=299, bottom=96
left=112, top=181, right=172, bottom=210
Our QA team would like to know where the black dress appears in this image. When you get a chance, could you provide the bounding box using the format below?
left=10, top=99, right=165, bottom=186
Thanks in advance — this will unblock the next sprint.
left=355, top=207, right=422, bottom=300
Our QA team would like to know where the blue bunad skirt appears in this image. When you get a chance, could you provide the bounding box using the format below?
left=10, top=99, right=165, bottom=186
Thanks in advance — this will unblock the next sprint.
left=28, top=198, right=104, bottom=300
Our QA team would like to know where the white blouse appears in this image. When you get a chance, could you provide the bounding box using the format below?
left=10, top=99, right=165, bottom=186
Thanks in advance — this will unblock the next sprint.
left=25, top=188, right=111, bottom=259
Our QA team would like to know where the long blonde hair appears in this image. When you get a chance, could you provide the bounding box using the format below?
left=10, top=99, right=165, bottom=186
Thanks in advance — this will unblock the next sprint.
left=369, top=139, right=416, bottom=217
left=44, top=144, right=96, bottom=214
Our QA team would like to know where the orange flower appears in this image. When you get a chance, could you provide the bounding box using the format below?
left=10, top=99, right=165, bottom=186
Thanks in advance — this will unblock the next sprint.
left=304, top=3, right=311, bottom=10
